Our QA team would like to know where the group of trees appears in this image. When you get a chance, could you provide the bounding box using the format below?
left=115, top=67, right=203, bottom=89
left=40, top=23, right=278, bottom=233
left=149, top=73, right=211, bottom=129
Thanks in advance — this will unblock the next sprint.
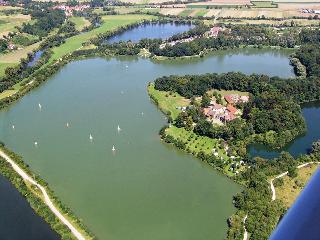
left=21, top=9, right=66, bottom=37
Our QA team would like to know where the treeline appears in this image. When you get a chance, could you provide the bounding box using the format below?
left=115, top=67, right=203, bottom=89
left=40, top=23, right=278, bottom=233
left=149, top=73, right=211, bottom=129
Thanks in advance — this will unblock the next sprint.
left=167, top=22, right=209, bottom=42
left=149, top=25, right=299, bottom=57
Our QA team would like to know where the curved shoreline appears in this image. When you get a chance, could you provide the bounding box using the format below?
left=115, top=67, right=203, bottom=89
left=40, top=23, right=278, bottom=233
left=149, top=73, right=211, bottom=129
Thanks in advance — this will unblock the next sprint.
left=0, top=149, right=86, bottom=240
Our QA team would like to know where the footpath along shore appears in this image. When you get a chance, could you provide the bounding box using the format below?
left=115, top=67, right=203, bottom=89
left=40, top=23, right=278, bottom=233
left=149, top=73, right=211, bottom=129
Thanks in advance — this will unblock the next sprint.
left=0, top=150, right=86, bottom=240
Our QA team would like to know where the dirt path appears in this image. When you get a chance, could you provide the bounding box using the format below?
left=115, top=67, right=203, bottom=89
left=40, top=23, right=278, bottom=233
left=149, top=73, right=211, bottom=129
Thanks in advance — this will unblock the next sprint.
left=0, top=150, right=86, bottom=240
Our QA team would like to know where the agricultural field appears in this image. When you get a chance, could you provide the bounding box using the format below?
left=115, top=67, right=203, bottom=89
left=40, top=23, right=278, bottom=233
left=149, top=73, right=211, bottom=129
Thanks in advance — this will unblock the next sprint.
left=219, top=18, right=320, bottom=26
left=159, top=8, right=185, bottom=16
left=275, top=164, right=319, bottom=208
left=251, top=1, right=278, bottom=8
left=179, top=9, right=195, bottom=17
left=69, top=17, right=91, bottom=31
left=148, top=83, right=190, bottom=119
left=0, top=14, right=31, bottom=37
left=49, top=14, right=156, bottom=63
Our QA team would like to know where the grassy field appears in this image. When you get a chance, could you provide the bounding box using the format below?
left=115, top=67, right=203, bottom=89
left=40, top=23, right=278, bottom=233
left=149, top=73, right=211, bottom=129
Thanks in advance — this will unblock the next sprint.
left=193, top=9, right=209, bottom=17
left=166, top=126, right=223, bottom=155
left=179, top=9, right=195, bottom=17
left=0, top=42, right=40, bottom=63
left=0, top=62, right=15, bottom=77
left=69, top=16, right=91, bottom=31
left=0, top=14, right=31, bottom=36
left=275, top=164, right=319, bottom=208
left=148, top=83, right=190, bottom=119
left=49, top=14, right=155, bottom=63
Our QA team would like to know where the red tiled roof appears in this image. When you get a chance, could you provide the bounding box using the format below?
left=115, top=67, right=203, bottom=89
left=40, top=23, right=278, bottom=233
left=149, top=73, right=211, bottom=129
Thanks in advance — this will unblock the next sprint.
left=224, top=95, right=234, bottom=104
left=227, top=104, right=238, bottom=114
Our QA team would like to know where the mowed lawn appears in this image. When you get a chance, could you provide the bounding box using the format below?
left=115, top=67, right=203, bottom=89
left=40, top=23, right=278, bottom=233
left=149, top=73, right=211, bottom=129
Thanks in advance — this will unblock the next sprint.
left=148, top=83, right=190, bottom=119
left=49, top=14, right=156, bottom=63
left=69, top=16, right=91, bottom=31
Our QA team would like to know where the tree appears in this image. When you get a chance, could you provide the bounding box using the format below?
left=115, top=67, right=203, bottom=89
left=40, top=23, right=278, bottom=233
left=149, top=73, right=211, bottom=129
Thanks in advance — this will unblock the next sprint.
left=201, top=93, right=211, bottom=107
left=185, top=116, right=193, bottom=131
left=311, top=140, right=320, bottom=153
left=288, top=166, right=298, bottom=178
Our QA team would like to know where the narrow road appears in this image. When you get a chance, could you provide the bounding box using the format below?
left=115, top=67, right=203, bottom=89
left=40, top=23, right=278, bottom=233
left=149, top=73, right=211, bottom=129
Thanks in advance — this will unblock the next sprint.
left=0, top=150, right=85, bottom=240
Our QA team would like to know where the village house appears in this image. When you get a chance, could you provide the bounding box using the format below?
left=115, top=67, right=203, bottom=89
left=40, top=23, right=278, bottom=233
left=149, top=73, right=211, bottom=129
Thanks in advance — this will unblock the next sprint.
left=224, top=94, right=249, bottom=104
left=208, top=27, right=222, bottom=38
left=7, top=43, right=15, bottom=50
left=52, top=4, right=90, bottom=17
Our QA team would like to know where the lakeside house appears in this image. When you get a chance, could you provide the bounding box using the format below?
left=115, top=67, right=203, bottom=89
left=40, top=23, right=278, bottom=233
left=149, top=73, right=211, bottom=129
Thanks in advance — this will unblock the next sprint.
left=202, top=94, right=249, bottom=124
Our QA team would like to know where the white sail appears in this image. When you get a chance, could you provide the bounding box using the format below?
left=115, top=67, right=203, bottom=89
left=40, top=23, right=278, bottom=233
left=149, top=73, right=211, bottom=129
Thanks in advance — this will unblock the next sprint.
left=12, top=125, right=15, bottom=129
left=38, top=103, right=42, bottom=110
left=112, top=145, right=115, bottom=151
left=66, top=122, right=69, bottom=128
left=89, top=134, right=93, bottom=141
left=117, top=125, right=121, bottom=132
left=34, top=141, right=38, bottom=146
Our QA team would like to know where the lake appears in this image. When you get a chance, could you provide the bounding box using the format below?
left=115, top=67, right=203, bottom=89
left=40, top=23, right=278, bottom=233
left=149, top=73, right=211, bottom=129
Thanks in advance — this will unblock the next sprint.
left=106, top=22, right=193, bottom=43
left=249, top=101, right=320, bottom=159
left=0, top=174, right=59, bottom=240
left=0, top=48, right=294, bottom=240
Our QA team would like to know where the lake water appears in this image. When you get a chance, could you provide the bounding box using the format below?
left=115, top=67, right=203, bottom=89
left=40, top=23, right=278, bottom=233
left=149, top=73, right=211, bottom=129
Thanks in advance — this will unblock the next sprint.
left=0, top=174, right=59, bottom=240
left=106, top=22, right=193, bottom=43
left=0, top=49, right=294, bottom=240
left=249, top=101, right=320, bottom=159
left=27, top=50, right=44, bottom=68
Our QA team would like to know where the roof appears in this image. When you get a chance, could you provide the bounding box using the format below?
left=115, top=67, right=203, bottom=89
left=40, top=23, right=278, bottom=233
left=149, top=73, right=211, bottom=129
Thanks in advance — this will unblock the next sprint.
left=227, top=104, right=238, bottom=114
left=224, top=95, right=234, bottom=104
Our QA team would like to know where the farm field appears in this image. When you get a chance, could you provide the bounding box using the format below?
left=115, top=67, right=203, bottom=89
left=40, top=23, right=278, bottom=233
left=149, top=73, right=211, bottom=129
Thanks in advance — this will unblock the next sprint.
left=69, top=16, right=91, bottom=31
left=49, top=14, right=155, bottom=63
left=218, top=18, right=320, bottom=25
left=275, top=164, right=319, bottom=208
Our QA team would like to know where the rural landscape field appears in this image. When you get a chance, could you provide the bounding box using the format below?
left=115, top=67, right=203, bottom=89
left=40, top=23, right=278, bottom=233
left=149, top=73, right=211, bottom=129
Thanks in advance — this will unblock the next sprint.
left=1, top=0, right=320, bottom=240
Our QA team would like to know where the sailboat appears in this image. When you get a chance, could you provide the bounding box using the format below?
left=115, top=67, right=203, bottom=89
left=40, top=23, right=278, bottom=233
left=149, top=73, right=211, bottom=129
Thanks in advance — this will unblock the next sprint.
left=117, top=125, right=121, bottom=132
left=12, top=125, right=15, bottom=130
left=89, top=134, right=93, bottom=141
left=38, top=103, right=42, bottom=111
left=112, top=145, right=116, bottom=151
left=34, top=141, right=38, bottom=146
left=66, top=122, right=69, bottom=128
